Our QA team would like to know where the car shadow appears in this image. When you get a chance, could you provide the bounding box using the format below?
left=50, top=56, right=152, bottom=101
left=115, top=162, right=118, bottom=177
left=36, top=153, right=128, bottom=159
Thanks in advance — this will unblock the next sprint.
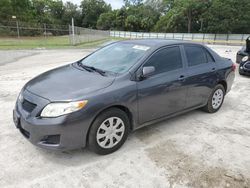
left=36, top=109, right=205, bottom=165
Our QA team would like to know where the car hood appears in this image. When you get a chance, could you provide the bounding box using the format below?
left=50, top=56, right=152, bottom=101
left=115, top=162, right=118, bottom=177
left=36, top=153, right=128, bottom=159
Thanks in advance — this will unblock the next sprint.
left=25, top=64, right=115, bottom=101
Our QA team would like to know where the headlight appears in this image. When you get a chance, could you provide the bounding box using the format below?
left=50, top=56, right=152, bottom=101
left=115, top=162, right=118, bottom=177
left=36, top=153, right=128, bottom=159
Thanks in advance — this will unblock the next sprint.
left=41, top=100, right=88, bottom=118
left=242, top=56, right=249, bottom=62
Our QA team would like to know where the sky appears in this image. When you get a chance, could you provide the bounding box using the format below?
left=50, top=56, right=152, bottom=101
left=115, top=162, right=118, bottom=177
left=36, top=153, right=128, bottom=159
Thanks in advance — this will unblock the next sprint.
left=62, top=0, right=124, bottom=9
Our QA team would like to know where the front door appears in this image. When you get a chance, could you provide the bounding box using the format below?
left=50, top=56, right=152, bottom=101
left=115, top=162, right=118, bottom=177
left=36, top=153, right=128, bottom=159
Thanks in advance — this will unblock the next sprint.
left=137, top=46, right=188, bottom=124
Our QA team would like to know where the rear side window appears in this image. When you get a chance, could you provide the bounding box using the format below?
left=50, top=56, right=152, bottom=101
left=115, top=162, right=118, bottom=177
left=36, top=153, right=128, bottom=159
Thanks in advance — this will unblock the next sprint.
left=185, top=46, right=207, bottom=66
left=144, top=46, right=183, bottom=75
left=205, top=50, right=215, bottom=62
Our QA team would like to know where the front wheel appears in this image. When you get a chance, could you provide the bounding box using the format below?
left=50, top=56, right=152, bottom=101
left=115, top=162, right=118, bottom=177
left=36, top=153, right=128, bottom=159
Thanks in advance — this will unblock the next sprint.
left=88, top=108, right=130, bottom=155
left=202, top=84, right=225, bottom=113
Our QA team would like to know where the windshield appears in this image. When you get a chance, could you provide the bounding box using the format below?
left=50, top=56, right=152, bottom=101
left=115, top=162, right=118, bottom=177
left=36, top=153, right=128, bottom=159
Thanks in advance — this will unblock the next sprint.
left=80, top=43, right=150, bottom=73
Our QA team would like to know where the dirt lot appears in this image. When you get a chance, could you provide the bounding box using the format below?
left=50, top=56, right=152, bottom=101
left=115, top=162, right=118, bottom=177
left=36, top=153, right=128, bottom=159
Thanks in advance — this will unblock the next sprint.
left=0, top=45, right=250, bottom=188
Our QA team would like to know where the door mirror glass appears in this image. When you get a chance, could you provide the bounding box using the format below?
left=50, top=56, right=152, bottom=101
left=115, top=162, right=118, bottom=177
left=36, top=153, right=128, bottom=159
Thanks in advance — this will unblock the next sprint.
left=142, top=66, right=155, bottom=78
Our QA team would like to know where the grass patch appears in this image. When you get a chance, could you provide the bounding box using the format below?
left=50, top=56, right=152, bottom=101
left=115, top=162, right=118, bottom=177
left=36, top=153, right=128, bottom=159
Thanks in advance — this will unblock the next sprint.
left=0, top=36, right=115, bottom=50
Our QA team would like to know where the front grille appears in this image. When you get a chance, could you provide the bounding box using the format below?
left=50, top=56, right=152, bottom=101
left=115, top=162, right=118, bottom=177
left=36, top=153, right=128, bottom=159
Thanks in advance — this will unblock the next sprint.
left=40, top=135, right=60, bottom=145
left=22, top=99, right=37, bottom=113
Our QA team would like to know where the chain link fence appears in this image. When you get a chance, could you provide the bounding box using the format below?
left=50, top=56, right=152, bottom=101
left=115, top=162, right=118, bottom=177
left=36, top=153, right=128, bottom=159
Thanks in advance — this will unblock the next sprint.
left=69, top=26, right=110, bottom=45
left=110, top=31, right=250, bottom=45
left=1, top=21, right=249, bottom=46
left=0, top=21, right=110, bottom=46
left=0, top=21, right=69, bottom=37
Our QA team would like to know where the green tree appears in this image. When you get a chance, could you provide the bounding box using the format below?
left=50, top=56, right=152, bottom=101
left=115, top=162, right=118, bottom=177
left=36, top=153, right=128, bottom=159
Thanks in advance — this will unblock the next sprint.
left=155, top=0, right=210, bottom=33
left=124, top=0, right=143, bottom=7
left=123, top=4, right=159, bottom=31
left=80, top=0, right=111, bottom=28
left=62, top=2, right=81, bottom=26
left=10, top=0, right=33, bottom=21
left=97, top=11, right=116, bottom=30
left=48, top=0, right=64, bottom=22
left=0, top=0, right=13, bottom=21
left=202, top=0, right=250, bottom=34
left=115, top=7, right=127, bottom=30
left=125, top=15, right=140, bottom=31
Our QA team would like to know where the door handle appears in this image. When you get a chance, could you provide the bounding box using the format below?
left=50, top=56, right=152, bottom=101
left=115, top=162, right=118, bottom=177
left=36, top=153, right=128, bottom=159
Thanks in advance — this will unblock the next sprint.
left=178, top=75, right=185, bottom=81
left=211, top=67, right=216, bottom=72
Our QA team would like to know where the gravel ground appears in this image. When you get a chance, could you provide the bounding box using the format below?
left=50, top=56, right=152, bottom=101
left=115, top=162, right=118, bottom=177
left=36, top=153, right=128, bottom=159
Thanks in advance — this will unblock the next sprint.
left=0, top=45, right=250, bottom=188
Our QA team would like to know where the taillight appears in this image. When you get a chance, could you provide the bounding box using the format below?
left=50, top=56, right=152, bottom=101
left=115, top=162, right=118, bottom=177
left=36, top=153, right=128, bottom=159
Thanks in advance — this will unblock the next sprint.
left=232, top=63, right=236, bottom=72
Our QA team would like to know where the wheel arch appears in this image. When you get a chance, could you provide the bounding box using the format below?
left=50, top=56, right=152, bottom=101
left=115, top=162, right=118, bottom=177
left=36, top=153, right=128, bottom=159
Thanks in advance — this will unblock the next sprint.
left=217, top=80, right=227, bottom=92
left=86, top=105, right=134, bottom=145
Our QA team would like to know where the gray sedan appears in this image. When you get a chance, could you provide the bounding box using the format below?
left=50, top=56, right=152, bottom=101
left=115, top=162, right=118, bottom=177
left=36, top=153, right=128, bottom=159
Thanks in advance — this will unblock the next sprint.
left=13, top=40, right=235, bottom=154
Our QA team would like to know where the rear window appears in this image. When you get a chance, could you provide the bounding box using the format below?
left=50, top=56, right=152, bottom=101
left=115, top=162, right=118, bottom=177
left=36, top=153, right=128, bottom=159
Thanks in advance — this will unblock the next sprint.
left=185, top=46, right=207, bottom=66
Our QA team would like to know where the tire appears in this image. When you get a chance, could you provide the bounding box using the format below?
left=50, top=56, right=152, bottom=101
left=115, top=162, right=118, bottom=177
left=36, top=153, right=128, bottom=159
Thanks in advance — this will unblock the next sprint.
left=202, top=84, right=225, bottom=113
left=239, top=70, right=244, bottom=75
left=88, top=108, right=130, bottom=155
left=239, top=68, right=242, bottom=75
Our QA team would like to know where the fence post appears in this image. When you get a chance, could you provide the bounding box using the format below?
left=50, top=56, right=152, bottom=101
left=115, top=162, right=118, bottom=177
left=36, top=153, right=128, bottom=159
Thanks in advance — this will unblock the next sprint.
left=44, top=23, right=47, bottom=39
left=68, top=25, right=71, bottom=45
left=214, top=34, right=217, bottom=44
left=226, top=33, right=229, bottom=45
left=16, top=20, right=20, bottom=38
left=241, top=34, right=244, bottom=42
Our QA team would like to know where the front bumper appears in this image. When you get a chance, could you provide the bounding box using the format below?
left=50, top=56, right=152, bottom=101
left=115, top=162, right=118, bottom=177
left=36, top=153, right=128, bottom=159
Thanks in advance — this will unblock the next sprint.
left=239, top=67, right=250, bottom=75
left=13, top=90, right=92, bottom=151
left=239, top=62, right=250, bottom=76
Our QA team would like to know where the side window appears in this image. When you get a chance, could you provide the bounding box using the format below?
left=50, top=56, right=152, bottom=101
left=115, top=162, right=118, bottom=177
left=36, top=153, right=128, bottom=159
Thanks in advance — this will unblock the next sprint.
left=185, top=46, right=207, bottom=66
left=144, top=46, right=183, bottom=75
left=205, top=50, right=215, bottom=62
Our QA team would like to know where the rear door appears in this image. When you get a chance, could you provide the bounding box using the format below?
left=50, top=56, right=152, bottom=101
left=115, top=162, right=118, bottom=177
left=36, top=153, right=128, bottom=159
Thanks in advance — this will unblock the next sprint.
left=137, top=46, right=188, bottom=124
left=183, top=44, right=218, bottom=108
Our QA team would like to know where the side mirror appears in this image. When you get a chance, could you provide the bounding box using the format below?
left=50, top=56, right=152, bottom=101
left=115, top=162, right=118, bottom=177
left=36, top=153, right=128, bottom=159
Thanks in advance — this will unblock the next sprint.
left=142, top=66, right=155, bottom=78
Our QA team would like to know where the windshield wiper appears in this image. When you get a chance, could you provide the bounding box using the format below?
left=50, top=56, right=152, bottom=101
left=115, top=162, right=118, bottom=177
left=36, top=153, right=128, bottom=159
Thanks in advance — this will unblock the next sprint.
left=77, top=61, right=106, bottom=76
left=88, top=66, right=106, bottom=76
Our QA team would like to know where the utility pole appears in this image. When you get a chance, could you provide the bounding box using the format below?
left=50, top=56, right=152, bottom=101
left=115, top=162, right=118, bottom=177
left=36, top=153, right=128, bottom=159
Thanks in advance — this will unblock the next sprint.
left=12, top=15, right=20, bottom=38
left=16, top=20, right=20, bottom=38
left=72, top=17, right=75, bottom=45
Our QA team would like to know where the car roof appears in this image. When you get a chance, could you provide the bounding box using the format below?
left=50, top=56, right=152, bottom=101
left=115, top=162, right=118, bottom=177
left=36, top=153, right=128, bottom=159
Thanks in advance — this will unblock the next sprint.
left=119, top=39, right=222, bottom=62
left=120, top=39, right=197, bottom=48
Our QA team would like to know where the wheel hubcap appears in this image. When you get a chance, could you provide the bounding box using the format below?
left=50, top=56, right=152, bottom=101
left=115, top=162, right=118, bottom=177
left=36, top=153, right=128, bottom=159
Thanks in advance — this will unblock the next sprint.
left=212, top=89, right=224, bottom=109
left=96, top=117, right=125, bottom=149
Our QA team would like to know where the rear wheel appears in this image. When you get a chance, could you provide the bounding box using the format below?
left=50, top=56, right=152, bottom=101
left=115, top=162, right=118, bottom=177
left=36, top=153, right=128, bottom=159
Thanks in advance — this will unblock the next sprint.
left=203, top=84, right=225, bottom=113
left=88, top=108, right=130, bottom=155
